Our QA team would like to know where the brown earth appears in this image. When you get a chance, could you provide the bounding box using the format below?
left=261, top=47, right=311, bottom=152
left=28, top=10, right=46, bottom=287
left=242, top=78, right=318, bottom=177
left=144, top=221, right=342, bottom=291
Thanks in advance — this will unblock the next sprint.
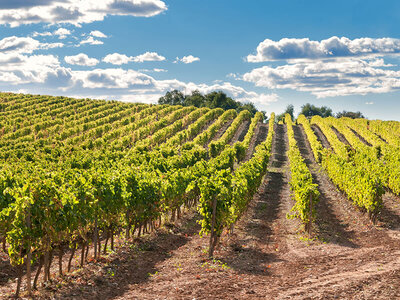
left=348, top=127, right=373, bottom=147
left=1, top=123, right=400, bottom=299
left=311, top=124, right=331, bottom=149
left=331, top=125, right=351, bottom=146
left=205, top=119, right=233, bottom=147
left=229, top=120, right=250, bottom=146
left=244, top=122, right=268, bottom=162
left=370, top=130, right=388, bottom=143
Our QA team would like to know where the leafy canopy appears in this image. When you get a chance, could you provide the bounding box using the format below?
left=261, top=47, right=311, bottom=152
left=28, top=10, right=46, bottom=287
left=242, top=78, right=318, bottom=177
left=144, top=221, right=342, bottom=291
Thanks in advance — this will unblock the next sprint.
left=159, top=90, right=267, bottom=120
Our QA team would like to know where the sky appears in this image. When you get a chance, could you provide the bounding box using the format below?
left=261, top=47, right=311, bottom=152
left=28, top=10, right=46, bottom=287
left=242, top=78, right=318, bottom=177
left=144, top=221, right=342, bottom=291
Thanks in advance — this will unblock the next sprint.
left=0, top=0, right=400, bottom=120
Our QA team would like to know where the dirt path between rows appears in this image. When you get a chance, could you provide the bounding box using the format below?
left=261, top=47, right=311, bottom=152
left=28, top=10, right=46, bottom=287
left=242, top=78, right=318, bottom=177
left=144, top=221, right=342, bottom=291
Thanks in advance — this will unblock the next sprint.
left=349, top=127, right=373, bottom=146
left=244, top=122, right=268, bottom=162
left=206, top=119, right=233, bottom=146
left=294, top=124, right=372, bottom=245
left=229, top=120, right=250, bottom=146
left=311, top=124, right=331, bottom=149
left=286, top=124, right=400, bottom=299
left=331, top=125, right=351, bottom=146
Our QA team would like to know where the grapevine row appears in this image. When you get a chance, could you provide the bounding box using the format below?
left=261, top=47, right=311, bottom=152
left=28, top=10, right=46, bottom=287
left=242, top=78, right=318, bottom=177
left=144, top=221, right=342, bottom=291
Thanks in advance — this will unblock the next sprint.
left=285, top=114, right=319, bottom=231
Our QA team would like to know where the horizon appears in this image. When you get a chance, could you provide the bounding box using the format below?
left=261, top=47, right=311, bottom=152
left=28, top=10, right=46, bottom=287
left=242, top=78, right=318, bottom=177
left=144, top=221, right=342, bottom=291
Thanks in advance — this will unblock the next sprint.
left=0, top=1, right=400, bottom=120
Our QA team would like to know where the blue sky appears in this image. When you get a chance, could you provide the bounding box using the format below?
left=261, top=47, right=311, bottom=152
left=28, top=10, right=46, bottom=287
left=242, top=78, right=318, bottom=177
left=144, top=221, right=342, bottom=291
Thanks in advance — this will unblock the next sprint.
left=0, top=0, right=400, bottom=120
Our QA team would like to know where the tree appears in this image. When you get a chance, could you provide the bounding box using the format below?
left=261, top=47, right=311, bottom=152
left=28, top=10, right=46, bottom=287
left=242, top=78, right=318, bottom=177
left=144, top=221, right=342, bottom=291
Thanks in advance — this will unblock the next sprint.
left=205, top=91, right=239, bottom=111
left=158, top=89, right=262, bottom=117
left=158, top=90, right=185, bottom=106
left=300, top=103, right=333, bottom=118
left=239, top=102, right=258, bottom=116
left=336, top=111, right=365, bottom=119
left=260, top=110, right=268, bottom=122
left=276, top=104, right=294, bottom=122
left=185, top=90, right=206, bottom=107
left=285, top=104, right=294, bottom=119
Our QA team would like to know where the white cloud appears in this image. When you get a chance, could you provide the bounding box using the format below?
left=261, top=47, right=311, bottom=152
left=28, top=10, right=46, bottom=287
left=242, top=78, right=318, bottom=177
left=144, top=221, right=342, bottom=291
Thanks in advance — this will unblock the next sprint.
left=53, top=28, right=71, bottom=39
left=0, top=72, right=21, bottom=83
left=0, top=36, right=40, bottom=54
left=0, top=34, right=272, bottom=109
left=0, top=36, right=65, bottom=54
left=80, top=36, right=104, bottom=45
left=247, top=37, right=400, bottom=62
left=118, top=93, right=163, bottom=103
left=65, top=53, right=99, bottom=66
left=40, top=42, right=64, bottom=49
left=226, top=72, right=240, bottom=79
left=242, top=58, right=400, bottom=98
left=174, top=55, right=200, bottom=64
left=73, top=73, right=275, bottom=107
left=366, top=58, right=394, bottom=67
left=245, top=93, right=279, bottom=106
left=0, top=36, right=66, bottom=55
left=365, top=101, right=374, bottom=105
left=0, top=53, right=27, bottom=66
left=140, top=68, right=168, bottom=72
left=0, top=0, right=168, bottom=27
left=0, top=53, right=277, bottom=108
left=133, top=51, right=165, bottom=62
left=150, top=80, right=278, bottom=107
left=72, top=68, right=154, bottom=89
left=0, top=52, right=72, bottom=87
left=32, top=31, right=52, bottom=37
left=243, top=36, right=400, bottom=99
left=103, top=53, right=131, bottom=65
left=90, top=30, right=107, bottom=38
left=103, top=51, right=166, bottom=64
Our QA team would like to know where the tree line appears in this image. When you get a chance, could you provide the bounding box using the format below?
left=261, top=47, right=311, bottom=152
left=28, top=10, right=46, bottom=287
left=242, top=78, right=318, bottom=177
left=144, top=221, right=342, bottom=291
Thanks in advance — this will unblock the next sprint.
left=277, top=103, right=365, bottom=122
left=158, top=90, right=365, bottom=122
left=158, top=90, right=267, bottom=120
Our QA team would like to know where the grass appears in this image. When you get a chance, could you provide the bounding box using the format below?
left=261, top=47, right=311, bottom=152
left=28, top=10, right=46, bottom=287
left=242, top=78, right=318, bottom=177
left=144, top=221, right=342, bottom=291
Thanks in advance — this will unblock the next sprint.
left=200, top=258, right=231, bottom=271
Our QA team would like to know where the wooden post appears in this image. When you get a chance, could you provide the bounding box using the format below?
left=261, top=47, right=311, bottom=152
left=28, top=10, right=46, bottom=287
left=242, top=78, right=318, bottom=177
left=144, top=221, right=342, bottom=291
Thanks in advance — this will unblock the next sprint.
left=15, top=265, right=23, bottom=298
left=209, top=196, right=217, bottom=258
left=126, top=219, right=131, bottom=239
left=110, top=228, right=114, bottom=251
left=33, top=256, right=43, bottom=289
left=68, top=243, right=76, bottom=272
left=98, top=235, right=101, bottom=258
left=58, top=247, right=63, bottom=276
left=94, top=217, right=98, bottom=259
left=230, top=223, right=234, bottom=235
left=2, top=236, right=6, bottom=253
left=103, top=231, right=109, bottom=254
left=26, top=210, right=32, bottom=296
left=27, top=248, right=32, bottom=295
left=47, top=249, right=54, bottom=280
left=308, top=193, right=313, bottom=236
left=80, top=240, right=85, bottom=267
left=43, top=248, right=49, bottom=282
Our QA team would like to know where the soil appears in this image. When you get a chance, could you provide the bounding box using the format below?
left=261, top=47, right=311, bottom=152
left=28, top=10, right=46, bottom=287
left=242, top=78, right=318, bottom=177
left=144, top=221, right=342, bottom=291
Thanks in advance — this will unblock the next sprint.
left=206, top=119, right=233, bottom=146
left=244, top=122, right=268, bottom=162
left=370, top=130, right=388, bottom=143
left=348, top=127, right=372, bottom=147
left=254, top=123, right=268, bottom=148
left=192, top=118, right=218, bottom=142
left=331, top=125, right=351, bottom=146
left=229, top=120, right=250, bottom=146
left=2, top=123, right=400, bottom=299
left=294, top=125, right=378, bottom=243
left=380, top=192, right=400, bottom=230
left=311, top=124, right=331, bottom=149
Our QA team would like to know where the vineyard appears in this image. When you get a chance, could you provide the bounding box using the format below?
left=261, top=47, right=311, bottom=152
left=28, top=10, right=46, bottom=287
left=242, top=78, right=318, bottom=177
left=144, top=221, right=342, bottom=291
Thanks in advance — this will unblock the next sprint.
left=1, top=92, right=400, bottom=299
